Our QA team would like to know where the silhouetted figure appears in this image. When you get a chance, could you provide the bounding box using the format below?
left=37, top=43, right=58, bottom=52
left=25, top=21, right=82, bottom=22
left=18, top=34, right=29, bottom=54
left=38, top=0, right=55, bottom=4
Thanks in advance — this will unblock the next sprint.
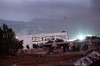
left=72, top=45, right=76, bottom=51
left=26, top=45, right=30, bottom=49
left=47, top=45, right=54, bottom=54
left=63, top=44, right=68, bottom=52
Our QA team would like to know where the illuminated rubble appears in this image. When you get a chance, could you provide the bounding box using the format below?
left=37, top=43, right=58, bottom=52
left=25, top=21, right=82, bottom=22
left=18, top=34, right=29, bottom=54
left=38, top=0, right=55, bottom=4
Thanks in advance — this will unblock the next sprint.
left=74, top=51, right=100, bottom=66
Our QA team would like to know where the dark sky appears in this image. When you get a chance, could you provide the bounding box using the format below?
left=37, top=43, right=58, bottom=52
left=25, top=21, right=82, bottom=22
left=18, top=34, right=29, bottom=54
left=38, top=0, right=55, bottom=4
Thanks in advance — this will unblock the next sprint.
left=0, top=0, right=93, bottom=21
left=0, top=0, right=100, bottom=39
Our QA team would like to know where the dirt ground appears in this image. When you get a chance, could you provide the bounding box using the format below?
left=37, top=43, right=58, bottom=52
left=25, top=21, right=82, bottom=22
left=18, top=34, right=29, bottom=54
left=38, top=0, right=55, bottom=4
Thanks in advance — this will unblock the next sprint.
left=0, top=50, right=100, bottom=66
left=0, top=54, right=83, bottom=66
left=0, top=54, right=84, bottom=66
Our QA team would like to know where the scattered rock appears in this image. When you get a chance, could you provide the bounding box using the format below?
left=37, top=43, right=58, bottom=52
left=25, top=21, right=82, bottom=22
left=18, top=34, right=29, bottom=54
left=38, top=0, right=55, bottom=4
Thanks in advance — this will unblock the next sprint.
left=73, top=51, right=100, bottom=66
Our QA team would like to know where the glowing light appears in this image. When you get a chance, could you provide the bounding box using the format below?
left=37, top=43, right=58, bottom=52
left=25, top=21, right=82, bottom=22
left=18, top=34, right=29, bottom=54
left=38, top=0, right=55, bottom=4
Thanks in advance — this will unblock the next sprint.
left=68, top=39, right=76, bottom=41
left=16, top=36, right=18, bottom=39
left=77, top=35, right=85, bottom=40
left=87, top=34, right=92, bottom=37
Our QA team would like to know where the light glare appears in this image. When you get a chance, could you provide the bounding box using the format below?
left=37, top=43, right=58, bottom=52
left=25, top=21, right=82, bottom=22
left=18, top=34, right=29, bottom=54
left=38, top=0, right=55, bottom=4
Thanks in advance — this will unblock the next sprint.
left=78, top=35, right=85, bottom=40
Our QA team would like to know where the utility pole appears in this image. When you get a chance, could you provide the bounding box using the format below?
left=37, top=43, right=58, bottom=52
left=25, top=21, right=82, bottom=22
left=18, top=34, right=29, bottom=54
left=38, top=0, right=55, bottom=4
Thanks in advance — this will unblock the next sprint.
left=64, top=16, right=69, bottom=40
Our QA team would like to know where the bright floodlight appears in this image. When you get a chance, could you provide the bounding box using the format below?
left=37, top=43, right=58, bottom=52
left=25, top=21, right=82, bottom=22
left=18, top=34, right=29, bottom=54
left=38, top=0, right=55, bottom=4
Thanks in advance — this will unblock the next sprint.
left=16, top=36, right=18, bottom=39
left=87, top=34, right=92, bottom=37
left=78, top=35, right=85, bottom=40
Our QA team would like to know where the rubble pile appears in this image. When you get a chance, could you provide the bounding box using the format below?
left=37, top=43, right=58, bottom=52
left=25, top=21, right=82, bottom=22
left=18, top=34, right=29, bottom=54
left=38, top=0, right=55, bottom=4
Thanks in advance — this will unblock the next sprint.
left=74, top=51, right=100, bottom=66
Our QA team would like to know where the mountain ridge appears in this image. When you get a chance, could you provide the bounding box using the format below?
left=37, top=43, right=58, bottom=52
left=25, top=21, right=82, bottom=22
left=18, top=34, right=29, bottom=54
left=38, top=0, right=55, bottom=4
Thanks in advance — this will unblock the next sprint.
left=0, top=18, right=67, bottom=35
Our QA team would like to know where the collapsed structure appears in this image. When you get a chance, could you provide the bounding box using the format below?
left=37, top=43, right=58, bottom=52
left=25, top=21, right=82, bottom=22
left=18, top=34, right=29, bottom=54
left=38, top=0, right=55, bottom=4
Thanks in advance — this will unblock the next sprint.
left=74, top=51, right=100, bottom=66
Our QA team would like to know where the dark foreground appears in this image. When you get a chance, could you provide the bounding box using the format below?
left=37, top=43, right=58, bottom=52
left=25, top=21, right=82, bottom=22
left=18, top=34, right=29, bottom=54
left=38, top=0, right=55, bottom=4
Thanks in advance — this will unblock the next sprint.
left=0, top=50, right=100, bottom=66
left=0, top=54, right=84, bottom=66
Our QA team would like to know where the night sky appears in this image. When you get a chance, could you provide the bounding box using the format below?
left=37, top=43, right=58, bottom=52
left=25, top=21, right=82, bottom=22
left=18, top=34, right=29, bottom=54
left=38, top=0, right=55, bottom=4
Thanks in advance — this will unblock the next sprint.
left=0, top=0, right=100, bottom=39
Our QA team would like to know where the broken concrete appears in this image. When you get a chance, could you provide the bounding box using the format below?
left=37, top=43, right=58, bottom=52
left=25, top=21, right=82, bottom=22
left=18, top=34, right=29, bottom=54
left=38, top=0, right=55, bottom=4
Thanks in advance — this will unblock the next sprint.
left=73, top=51, right=100, bottom=66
